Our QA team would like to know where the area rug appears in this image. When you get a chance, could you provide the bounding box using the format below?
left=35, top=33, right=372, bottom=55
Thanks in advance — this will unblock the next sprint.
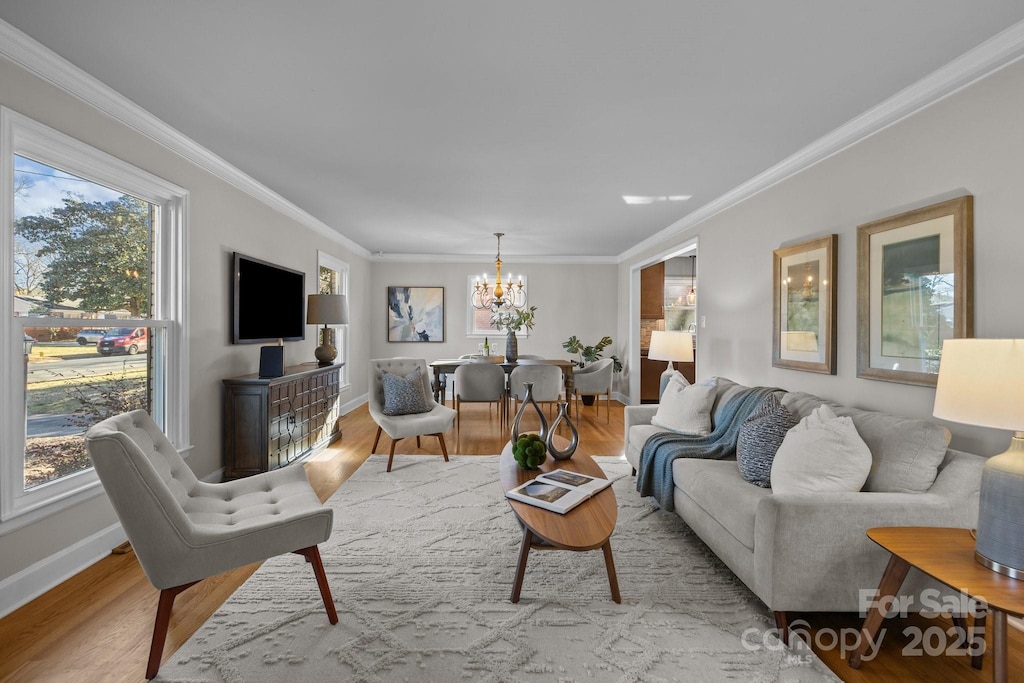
left=157, top=455, right=838, bottom=682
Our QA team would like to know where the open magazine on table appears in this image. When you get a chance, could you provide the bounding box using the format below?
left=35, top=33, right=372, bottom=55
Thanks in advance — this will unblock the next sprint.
left=505, top=469, right=611, bottom=514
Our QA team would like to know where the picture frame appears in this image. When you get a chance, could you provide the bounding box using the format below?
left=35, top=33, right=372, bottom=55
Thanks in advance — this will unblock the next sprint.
left=856, top=195, right=973, bottom=386
left=387, top=286, right=445, bottom=342
left=772, top=234, right=838, bottom=374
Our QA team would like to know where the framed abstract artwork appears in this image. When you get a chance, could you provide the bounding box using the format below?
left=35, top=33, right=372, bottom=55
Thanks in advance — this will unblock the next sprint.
left=387, top=286, right=445, bottom=342
left=772, top=234, right=838, bottom=374
left=856, top=195, right=973, bottom=386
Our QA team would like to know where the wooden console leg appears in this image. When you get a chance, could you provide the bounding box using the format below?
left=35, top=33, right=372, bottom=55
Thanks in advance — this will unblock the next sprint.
left=147, top=580, right=199, bottom=679
left=511, top=527, right=533, bottom=603
left=774, top=611, right=790, bottom=647
left=602, top=541, right=621, bottom=604
left=294, top=545, right=338, bottom=624
left=849, top=553, right=911, bottom=668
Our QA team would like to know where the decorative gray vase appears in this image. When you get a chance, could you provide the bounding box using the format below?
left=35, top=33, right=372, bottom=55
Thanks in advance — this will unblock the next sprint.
left=546, top=401, right=579, bottom=460
left=510, top=381, right=547, bottom=442
left=505, top=330, right=518, bottom=362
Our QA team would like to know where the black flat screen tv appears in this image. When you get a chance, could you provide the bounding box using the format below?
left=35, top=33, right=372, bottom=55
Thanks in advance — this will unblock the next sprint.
left=232, top=252, right=306, bottom=344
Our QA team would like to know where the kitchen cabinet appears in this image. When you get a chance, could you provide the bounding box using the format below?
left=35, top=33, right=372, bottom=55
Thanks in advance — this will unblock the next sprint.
left=640, top=261, right=665, bottom=319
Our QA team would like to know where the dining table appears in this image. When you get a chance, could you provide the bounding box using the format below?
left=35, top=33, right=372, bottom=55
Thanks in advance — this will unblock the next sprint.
left=428, top=358, right=575, bottom=414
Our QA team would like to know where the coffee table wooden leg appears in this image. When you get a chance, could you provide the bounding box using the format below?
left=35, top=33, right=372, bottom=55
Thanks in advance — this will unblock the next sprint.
left=849, top=553, right=911, bottom=668
left=602, top=541, right=621, bottom=604
left=511, top=527, right=533, bottom=604
left=993, top=609, right=1008, bottom=683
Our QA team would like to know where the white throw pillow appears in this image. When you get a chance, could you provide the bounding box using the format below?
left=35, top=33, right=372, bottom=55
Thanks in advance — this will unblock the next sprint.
left=770, top=404, right=871, bottom=494
left=651, top=379, right=715, bottom=435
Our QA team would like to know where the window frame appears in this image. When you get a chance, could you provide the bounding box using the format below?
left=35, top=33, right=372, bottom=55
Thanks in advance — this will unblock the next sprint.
left=317, top=250, right=349, bottom=388
left=0, top=108, right=190, bottom=532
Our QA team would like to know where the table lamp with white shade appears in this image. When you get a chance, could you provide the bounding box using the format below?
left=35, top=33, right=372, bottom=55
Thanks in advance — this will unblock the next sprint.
left=306, top=294, right=349, bottom=366
left=648, top=330, right=694, bottom=398
left=933, top=338, right=1024, bottom=578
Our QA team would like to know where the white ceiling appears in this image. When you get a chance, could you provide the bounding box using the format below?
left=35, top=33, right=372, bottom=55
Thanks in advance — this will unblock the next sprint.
left=2, top=1, right=1024, bottom=260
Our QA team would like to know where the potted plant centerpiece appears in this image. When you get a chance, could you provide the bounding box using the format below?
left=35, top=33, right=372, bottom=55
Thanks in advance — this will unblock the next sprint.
left=492, top=306, right=537, bottom=362
left=562, top=335, right=622, bottom=405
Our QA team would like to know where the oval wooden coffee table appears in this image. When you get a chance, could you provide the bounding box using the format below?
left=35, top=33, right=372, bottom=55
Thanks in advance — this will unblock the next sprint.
left=499, top=436, right=620, bottom=604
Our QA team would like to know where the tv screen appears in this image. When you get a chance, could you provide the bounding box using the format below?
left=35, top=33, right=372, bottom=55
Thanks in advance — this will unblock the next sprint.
left=232, top=252, right=306, bottom=343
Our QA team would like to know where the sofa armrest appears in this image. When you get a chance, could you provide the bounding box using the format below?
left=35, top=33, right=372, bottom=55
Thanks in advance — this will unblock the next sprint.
left=753, top=491, right=977, bottom=612
left=624, top=404, right=658, bottom=434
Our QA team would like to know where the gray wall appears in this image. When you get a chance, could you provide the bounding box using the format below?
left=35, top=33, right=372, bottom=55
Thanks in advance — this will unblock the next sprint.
left=620, top=57, right=1024, bottom=457
left=0, top=56, right=372, bottom=581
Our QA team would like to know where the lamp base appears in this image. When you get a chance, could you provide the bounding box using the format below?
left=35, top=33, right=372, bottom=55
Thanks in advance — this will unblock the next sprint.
left=974, top=432, right=1024, bottom=579
left=658, top=361, right=676, bottom=399
left=314, top=343, right=337, bottom=367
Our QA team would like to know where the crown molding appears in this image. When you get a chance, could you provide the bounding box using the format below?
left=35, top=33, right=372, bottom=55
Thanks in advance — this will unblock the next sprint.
left=373, top=252, right=617, bottom=265
left=0, top=19, right=371, bottom=259
left=618, top=19, right=1024, bottom=263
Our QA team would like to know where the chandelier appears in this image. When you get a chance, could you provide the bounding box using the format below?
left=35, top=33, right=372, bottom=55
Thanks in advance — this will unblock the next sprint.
left=471, top=232, right=527, bottom=311
left=686, top=255, right=697, bottom=306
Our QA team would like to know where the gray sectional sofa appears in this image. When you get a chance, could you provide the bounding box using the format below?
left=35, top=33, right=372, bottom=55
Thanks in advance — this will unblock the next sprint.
left=623, top=377, right=986, bottom=633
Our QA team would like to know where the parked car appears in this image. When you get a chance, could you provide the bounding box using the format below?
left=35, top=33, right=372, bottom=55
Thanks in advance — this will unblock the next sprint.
left=97, top=327, right=148, bottom=356
left=76, top=329, right=106, bottom=345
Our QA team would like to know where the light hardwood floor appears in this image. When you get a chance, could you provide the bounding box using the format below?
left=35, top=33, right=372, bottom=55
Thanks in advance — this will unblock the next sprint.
left=0, top=400, right=1019, bottom=682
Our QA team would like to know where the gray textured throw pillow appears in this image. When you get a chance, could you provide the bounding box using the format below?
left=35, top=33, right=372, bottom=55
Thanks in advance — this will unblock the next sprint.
left=736, top=392, right=798, bottom=488
left=382, top=367, right=431, bottom=416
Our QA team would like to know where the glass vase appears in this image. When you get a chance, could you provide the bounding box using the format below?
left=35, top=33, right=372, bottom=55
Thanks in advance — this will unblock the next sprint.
left=546, top=401, right=579, bottom=461
left=510, top=381, right=547, bottom=442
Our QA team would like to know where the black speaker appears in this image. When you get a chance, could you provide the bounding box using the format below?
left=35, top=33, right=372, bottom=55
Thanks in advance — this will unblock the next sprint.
left=259, top=345, right=285, bottom=378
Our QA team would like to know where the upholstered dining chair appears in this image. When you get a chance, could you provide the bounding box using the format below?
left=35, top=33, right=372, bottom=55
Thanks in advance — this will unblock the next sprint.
left=83, top=410, right=337, bottom=680
left=454, top=362, right=507, bottom=430
left=516, top=354, right=545, bottom=360
left=571, top=357, right=615, bottom=422
left=369, top=358, right=457, bottom=471
left=508, top=363, right=563, bottom=419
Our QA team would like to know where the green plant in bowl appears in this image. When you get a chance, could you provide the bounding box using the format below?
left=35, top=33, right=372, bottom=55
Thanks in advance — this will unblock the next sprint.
left=512, top=433, right=546, bottom=469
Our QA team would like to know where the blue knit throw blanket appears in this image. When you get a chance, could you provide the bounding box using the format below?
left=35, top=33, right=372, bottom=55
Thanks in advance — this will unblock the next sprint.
left=636, top=386, right=777, bottom=511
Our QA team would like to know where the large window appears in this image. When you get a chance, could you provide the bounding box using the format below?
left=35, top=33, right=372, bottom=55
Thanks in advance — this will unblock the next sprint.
left=1, top=109, right=189, bottom=529
left=317, top=250, right=349, bottom=387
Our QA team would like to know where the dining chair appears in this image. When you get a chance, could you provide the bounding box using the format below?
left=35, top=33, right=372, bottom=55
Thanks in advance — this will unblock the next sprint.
left=516, top=354, right=545, bottom=360
left=369, top=358, right=457, bottom=471
left=571, top=357, right=615, bottom=422
left=508, top=364, right=563, bottom=419
left=454, top=362, right=507, bottom=430
left=84, top=410, right=337, bottom=679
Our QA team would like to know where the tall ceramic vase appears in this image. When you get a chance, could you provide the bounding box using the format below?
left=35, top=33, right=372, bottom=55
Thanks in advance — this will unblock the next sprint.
left=510, top=381, right=547, bottom=442
left=546, top=401, right=579, bottom=460
left=505, top=330, right=518, bottom=362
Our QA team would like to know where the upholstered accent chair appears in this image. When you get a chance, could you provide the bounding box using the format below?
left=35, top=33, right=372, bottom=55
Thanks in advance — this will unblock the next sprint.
left=369, top=358, right=457, bottom=471
left=572, top=358, right=615, bottom=422
left=509, top=363, right=563, bottom=418
left=454, top=362, right=507, bottom=430
left=84, top=410, right=337, bottom=679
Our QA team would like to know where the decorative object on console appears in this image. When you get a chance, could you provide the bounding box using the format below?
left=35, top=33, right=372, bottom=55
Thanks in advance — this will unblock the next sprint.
left=647, top=330, right=694, bottom=398
left=546, top=401, right=579, bottom=461
left=772, top=234, right=837, bottom=375
left=306, top=294, right=349, bottom=366
left=387, top=286, right=445, bottom=342
left=471, top=232, right=527, bottom=312
left=510, top=381, right=548, bottom=443
left=857, top=195, right=973, bottom=386
left=933, top=338, right=1024, bottom=578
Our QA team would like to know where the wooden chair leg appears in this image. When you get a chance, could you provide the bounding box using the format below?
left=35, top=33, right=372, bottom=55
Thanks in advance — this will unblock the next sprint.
left=387, top=438, right=399, bottom=472
left=606, top=389, right=611, bottom=423
left=293, top=545, right=338, bottom=624
left=774, top=611, right=790, bottom=647
left=456, top=397, right=460, bottom=432
left=436, top=433, right=450, bottom=461
left=371, top=426, right=382, bottom=453
left=146, top=580, right=199, bottom=679
left=416, top=436, right=421, bottom=448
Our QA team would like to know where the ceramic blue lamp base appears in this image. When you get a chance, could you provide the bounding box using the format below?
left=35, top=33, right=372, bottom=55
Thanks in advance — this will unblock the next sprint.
left=975, top=434, right=1024, bottom=579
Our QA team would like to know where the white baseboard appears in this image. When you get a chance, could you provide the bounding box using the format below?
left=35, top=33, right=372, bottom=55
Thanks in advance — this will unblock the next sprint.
left=341, top=393, right=367, bottom=415
left=0, top=521, right=126, bottom=618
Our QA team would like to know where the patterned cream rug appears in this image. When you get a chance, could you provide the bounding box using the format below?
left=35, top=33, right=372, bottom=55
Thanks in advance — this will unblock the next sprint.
left=157, top=455, right=838, bottom=682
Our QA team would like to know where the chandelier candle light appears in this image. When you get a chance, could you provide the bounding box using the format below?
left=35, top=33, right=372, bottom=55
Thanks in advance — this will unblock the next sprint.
left=648, top=330, right=694, bottom=398
left=306, top=294, right=349, bottom=366
left=933, top=338, right=1024, bottom=578
left=472, top=232, right=527, bottom=312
